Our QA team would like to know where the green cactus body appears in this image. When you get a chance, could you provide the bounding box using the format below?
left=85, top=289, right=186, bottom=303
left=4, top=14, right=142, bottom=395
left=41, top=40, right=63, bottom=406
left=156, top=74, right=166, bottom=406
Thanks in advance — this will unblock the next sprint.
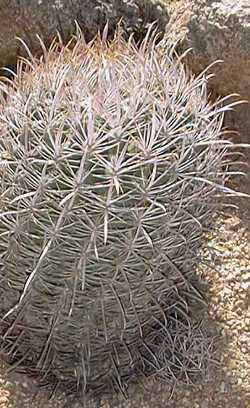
left=0, top=28, right=239, bottom=400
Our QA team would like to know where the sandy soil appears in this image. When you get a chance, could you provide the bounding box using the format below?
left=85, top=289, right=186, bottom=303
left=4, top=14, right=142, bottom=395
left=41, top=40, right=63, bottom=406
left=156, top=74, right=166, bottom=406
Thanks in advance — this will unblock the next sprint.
left=0, top=182, right=249, bottom=408
left=0, top=1, right=249, bottom=407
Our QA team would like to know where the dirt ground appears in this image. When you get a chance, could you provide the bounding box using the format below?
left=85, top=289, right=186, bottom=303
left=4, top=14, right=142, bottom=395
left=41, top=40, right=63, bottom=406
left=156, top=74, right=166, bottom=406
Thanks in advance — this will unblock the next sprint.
left=0, top=183, right=249, bottom=408
left=0, top=1, right=250, bottom=407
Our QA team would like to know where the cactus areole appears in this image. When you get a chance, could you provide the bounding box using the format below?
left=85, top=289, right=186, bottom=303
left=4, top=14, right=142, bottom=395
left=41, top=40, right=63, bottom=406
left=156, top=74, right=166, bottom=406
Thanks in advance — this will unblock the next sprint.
left=0, top=27, right=240, bottom=400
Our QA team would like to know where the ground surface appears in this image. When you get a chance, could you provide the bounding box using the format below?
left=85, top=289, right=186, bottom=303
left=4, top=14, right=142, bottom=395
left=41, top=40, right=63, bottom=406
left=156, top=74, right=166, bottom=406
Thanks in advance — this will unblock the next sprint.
left=0, top=1, right=250, bottom=407
left=0, top=193, right=249, bottom=408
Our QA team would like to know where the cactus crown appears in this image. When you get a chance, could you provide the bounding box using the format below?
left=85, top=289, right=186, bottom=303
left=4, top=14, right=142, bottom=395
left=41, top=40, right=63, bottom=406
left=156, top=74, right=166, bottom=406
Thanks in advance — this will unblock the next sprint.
left=0, top=26, right=241, bottom=400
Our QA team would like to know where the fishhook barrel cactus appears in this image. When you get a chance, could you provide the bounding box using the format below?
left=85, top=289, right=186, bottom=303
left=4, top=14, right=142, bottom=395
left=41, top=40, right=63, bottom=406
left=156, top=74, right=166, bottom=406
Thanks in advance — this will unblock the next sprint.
left=0, top=26, right=243, bottom=401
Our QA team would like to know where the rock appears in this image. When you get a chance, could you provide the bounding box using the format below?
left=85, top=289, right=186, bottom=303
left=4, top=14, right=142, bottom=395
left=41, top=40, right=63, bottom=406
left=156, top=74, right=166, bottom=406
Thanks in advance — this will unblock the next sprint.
left=0, top=0, right=168, bottom=71
left=179, top=0, right=250, bottom=147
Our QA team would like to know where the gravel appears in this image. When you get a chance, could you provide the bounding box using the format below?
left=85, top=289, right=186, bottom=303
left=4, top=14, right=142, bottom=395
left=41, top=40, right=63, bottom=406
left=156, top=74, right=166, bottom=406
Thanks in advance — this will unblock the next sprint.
left=0, top=1, right=249, bottom=407
left=0, top=184, right=249, bottom=408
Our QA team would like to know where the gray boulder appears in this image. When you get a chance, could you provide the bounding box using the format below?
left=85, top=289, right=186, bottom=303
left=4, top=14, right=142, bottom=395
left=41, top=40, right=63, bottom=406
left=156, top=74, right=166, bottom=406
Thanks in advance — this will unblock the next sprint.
left=0, top=0, right=168, bottom=70
left=180, top=0, right=250, bottom=146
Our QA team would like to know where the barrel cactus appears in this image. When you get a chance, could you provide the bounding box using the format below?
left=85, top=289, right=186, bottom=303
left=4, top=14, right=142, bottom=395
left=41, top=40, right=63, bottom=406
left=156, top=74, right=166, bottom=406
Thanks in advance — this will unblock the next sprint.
left=0, top=27, right=241, bottom=401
